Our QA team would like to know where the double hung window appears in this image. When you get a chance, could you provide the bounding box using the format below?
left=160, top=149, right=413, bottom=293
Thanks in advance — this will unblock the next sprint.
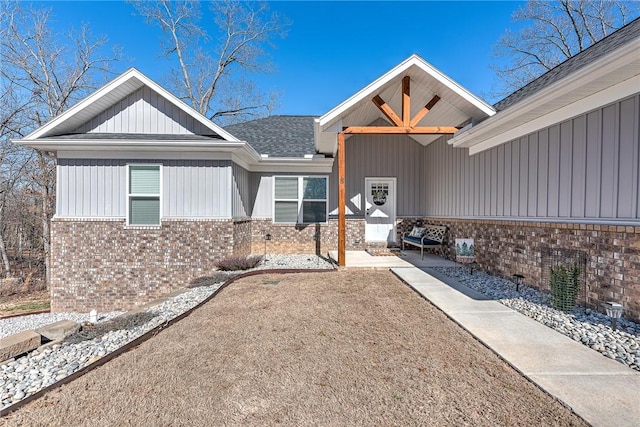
left=274, top=176, right=327, bottom=223
left=128, top=165, right=161, bottom=225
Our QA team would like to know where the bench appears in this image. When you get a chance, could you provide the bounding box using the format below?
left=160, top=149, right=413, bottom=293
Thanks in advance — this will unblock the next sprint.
left=402, top=224, right=448, bottom=259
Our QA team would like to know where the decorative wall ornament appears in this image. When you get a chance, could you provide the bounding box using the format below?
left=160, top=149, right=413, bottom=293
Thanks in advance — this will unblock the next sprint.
left=371, top=184, right=389, bottom=206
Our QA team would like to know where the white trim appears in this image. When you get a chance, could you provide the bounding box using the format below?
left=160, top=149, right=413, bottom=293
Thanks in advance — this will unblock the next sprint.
left=23, top=68, right=239, bottom=142
left=273, top=175, right=329, bottom=224
left=126, top=163, right=163, bottom=226
left=467, top=77, right=640, bottom=155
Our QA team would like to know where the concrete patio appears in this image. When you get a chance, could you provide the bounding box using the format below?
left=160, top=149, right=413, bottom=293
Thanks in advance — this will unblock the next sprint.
left=327, top=249, right=458, bottom=268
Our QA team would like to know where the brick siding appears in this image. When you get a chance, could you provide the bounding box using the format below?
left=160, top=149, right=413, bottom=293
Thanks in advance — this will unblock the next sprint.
left=50, top=218, right=235, bottom=312
left=398, top=217, right=640, bottom=321
left=52, top=215, right=639, bottom=321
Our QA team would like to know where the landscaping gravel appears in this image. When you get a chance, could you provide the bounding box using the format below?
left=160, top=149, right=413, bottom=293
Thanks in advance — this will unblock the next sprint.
left=0, top=311, right=124, bottom=340
left=1, top=254, right=334, bottom=411
left=432, top=267, right=640, bottom=372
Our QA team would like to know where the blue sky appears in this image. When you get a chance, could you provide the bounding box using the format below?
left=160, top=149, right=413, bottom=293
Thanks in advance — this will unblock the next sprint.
left=41, top=1, right=525, bottom=115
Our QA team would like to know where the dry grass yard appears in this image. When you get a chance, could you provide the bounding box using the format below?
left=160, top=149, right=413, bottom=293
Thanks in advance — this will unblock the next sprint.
left=2, top=271, right=586, bottom=426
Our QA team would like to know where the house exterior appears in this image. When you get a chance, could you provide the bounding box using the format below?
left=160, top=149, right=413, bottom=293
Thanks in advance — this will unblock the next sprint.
left=17, top=19, right=640, bottom=320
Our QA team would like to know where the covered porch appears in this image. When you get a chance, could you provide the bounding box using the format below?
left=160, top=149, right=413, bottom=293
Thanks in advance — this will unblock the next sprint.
left=315, top=55, right=496, bottom=266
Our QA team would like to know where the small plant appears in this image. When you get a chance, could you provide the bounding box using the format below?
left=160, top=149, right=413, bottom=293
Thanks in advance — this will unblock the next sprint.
left=214, top=255, right=264, bottom=271
left=549, top=262, right=581, bottom=311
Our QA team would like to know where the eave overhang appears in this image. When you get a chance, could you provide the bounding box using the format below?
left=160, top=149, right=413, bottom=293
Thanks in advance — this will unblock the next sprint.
left=19, top=138, right=334, bottom=173
left=315, top=54, right=496, bottom=155
left=449, top=37, right=640, bottom=155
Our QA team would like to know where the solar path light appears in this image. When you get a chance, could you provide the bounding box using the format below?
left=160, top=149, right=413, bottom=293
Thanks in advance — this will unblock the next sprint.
left=512, top=274, right=525, bottom=292
left=602, top=302, right=624, bottom=330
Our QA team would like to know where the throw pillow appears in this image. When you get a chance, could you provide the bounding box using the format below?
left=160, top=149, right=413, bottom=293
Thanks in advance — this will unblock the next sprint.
left=409, top=227, right=426, bottom=238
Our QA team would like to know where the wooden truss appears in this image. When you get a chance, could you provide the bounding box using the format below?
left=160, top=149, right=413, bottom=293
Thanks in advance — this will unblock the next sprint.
left=337, top=76, right=458, bottom=266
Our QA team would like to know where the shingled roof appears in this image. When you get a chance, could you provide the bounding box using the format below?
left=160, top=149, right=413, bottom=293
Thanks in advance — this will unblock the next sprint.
left=494, top=16, right=640, bottom=111
left=224, top=115, right=317, bottom=158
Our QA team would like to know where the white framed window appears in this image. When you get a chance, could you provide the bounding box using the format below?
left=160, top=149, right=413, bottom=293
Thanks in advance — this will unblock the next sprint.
left=274, top=176, right=327, bottom=223
left=127, top=164, right=161, bottom=226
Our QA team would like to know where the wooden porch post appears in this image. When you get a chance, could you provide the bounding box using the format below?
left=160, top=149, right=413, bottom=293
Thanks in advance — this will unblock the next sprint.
left=338, top=131, right=346, bottom=266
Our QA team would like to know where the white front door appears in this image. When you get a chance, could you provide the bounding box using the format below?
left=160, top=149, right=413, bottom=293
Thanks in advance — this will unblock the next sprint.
left=365, top=177, right=396, bottom=243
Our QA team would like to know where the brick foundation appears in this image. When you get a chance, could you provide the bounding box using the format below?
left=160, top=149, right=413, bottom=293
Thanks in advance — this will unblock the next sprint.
left=233, top=219, right=252, bottom=257
left=52, top=215, right=639, bottom=321
left=50, top=218, right=235, bottom=312
left=398, top=217, right=640, bottom=321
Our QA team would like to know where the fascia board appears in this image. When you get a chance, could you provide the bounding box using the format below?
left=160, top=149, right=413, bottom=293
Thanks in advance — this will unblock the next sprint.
left=451, top=38, right=640, bottom=149
left=17, top=139, right=248, bottom=151
left=250, top=158, right=334, bottom=174
left=468, top=75, right=640, bottom=155
left=58, top=150, right=236, bottom=161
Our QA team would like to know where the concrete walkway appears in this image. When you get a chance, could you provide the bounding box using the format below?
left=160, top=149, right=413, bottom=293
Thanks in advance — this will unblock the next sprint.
left=391, top=267, right=640, bottom=427
left=328, top=250, right=458, bottom=268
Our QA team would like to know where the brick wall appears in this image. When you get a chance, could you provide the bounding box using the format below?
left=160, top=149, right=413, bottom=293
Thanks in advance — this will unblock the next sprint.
left=249, top=218, right=382, bottom=255
left=398, top=217, right=640, bottom=321
left=233, top=219, right=252, bottom=256
left=50, top=218, right=235, bottom=312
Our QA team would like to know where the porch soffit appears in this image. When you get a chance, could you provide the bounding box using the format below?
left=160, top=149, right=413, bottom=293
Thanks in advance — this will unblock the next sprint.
left=315, top=55, right=495, bottom=155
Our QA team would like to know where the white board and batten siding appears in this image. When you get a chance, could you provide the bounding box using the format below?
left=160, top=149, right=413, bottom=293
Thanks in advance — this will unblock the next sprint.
left=232, top=163, right=252, bottom=218
left=73, top=86, right=215, bottom=135
left=425, top=93, right=640, bottom=222
left=57, top=159, right=241, bottom=219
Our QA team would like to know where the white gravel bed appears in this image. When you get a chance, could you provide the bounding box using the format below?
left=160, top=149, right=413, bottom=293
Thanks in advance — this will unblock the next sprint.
left=1, top=283, right=222, bottom=410
left=256, top=254, right=334, bottom=270
left=432, top=266, right=640, bottom=372
left=1, top=254, right=334, bottom=410
left=0, top=312, right=123, bottom=340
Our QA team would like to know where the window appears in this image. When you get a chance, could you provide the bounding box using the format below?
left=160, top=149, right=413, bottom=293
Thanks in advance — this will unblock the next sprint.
left=274, top=176, right=327, bottom=223
left=128, top=165, right=161, bottom=225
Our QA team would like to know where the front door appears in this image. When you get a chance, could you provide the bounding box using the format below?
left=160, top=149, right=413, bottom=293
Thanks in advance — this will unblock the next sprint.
left=365, top=177, right=396, bottom=243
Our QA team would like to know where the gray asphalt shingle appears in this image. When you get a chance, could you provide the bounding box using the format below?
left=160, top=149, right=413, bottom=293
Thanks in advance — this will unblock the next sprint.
left=224, top=115, right=317, bottom=158
left=494, top=17, right=640, bottom=111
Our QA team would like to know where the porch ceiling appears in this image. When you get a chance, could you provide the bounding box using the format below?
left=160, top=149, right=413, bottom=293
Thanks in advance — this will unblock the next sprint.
left=315, top=55, right=495, bottom=155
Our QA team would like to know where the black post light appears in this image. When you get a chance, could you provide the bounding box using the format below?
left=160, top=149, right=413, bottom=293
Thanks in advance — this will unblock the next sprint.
left=264, top=233, right=272, bottom=261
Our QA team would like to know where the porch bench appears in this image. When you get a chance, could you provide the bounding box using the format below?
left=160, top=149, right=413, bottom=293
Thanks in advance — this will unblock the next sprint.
left=402, top=225, right=448, bottom=259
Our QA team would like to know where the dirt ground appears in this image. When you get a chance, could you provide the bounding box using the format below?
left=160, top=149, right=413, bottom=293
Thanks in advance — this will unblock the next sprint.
left=0, top=290, right=50, bottom=318
left=2, top=271, right=586, bottom=426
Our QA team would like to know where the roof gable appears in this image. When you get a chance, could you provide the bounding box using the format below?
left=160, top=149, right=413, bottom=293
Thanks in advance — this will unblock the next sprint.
left=24, top=68, right=238, bottom=141
left=72, top=85, right=217, bottom=136
left=315, top=54, right=495, bottom=154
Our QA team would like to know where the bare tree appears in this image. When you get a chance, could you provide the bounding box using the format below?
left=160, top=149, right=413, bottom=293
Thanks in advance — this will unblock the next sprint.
left=491, top=0, right=640, bottom=96
left=131, top=0, right=288, bottom=124
left=0, top=2, right=120, bottom=284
